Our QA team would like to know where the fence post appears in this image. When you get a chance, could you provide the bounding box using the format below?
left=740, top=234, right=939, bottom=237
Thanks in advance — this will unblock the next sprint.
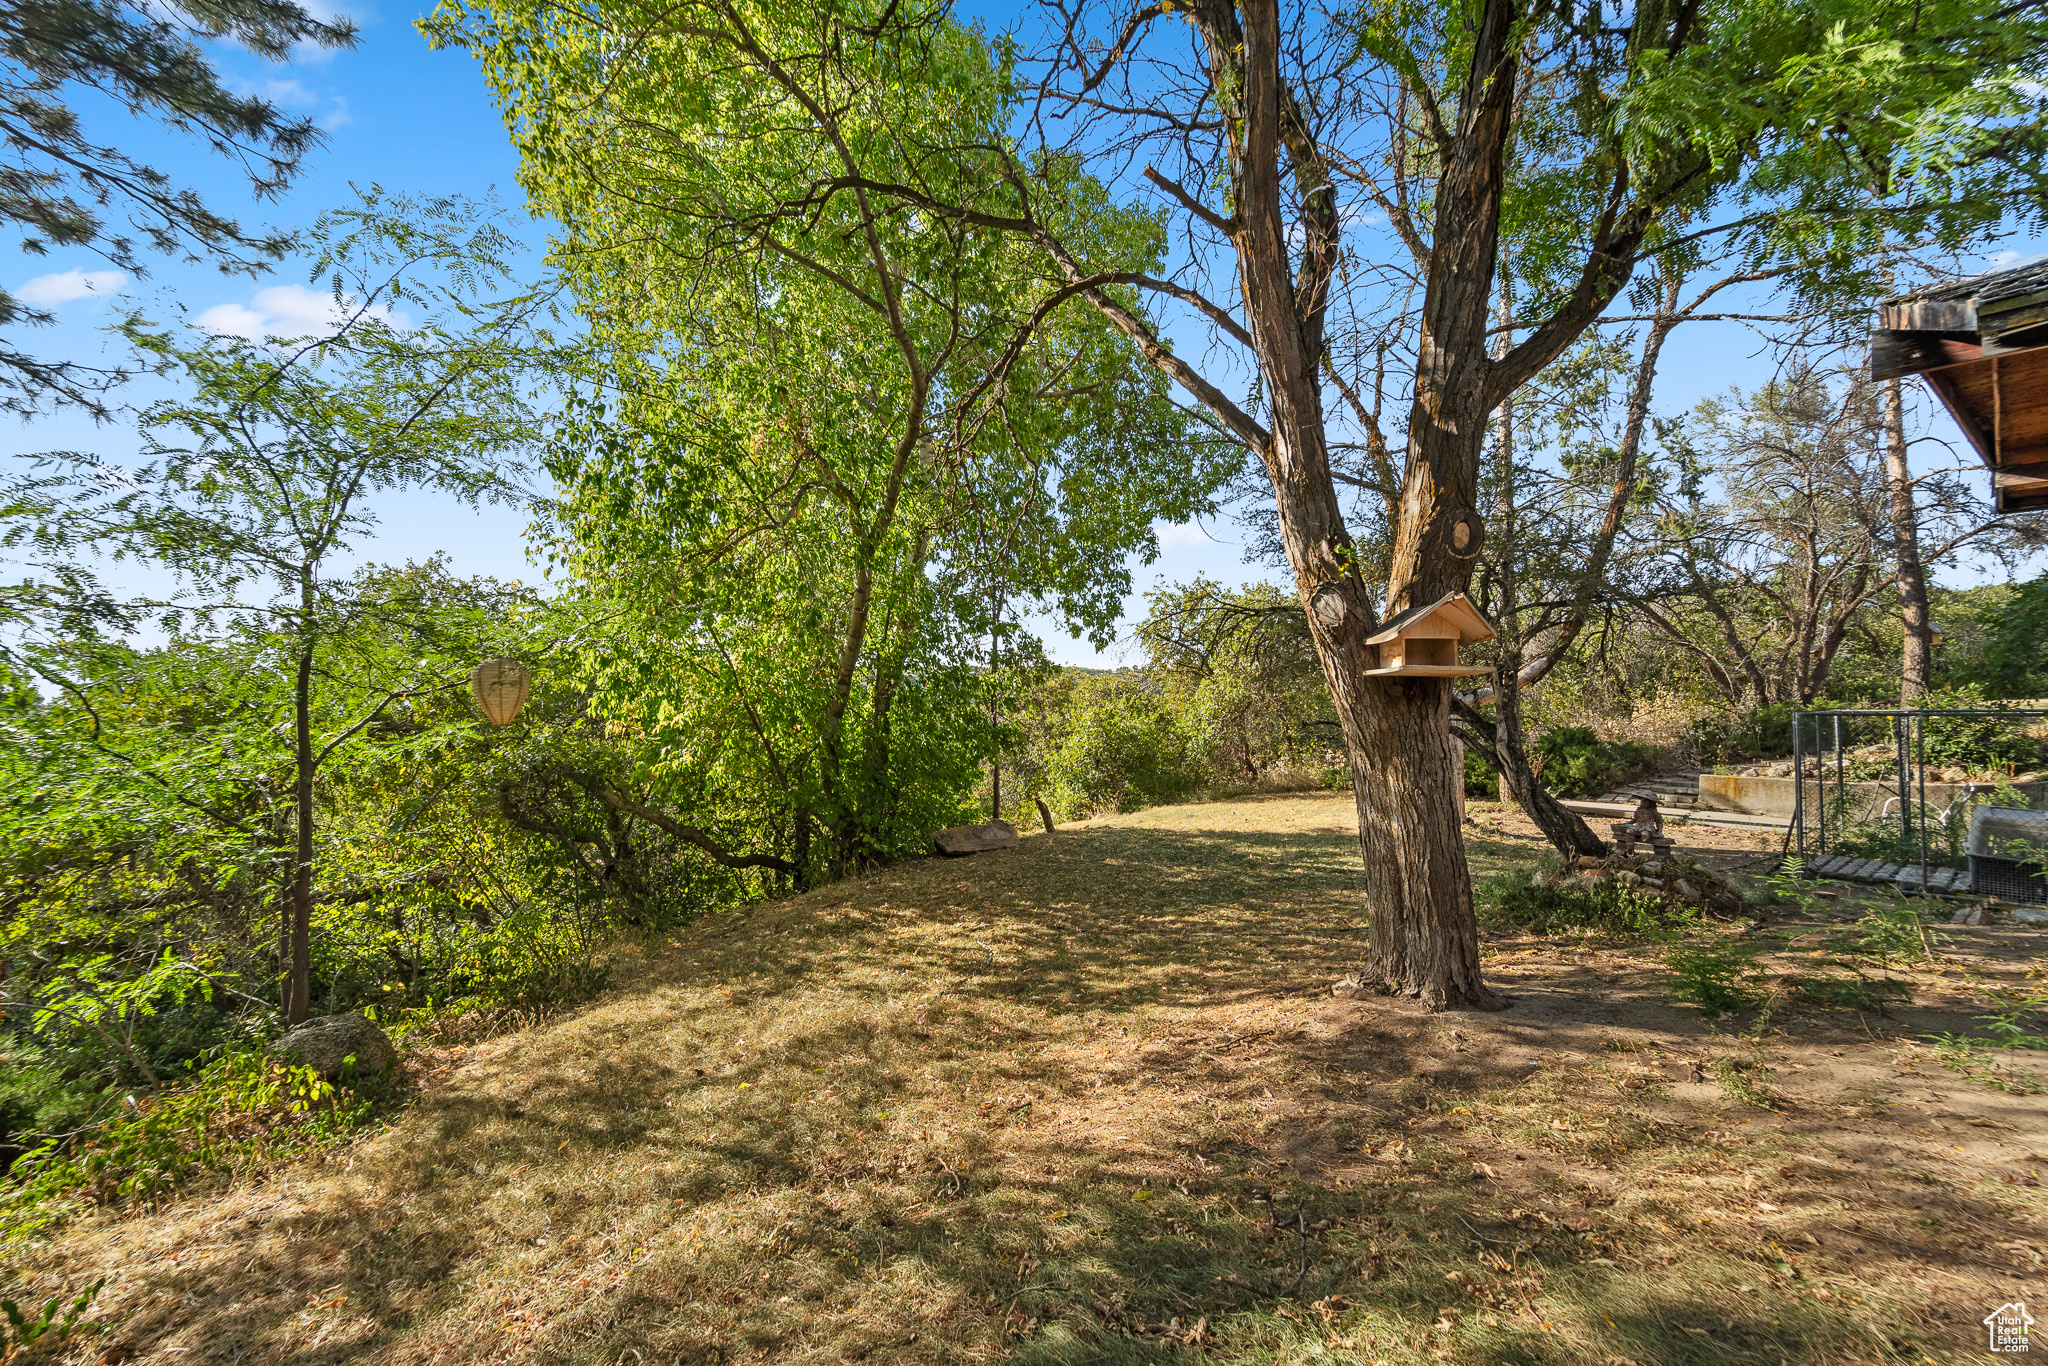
left=1792, top=711, right=1805, bottom=870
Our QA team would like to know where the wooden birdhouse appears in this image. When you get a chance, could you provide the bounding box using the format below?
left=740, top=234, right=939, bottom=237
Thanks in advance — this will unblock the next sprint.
left=1363, top=592, right=1495, bottom=677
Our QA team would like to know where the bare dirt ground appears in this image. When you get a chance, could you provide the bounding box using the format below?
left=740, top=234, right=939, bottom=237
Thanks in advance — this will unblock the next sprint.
left=10, top=793, right=2048, bottom=1365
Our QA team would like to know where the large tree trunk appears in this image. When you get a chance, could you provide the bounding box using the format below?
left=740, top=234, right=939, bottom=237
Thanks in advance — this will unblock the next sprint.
left=1219, top=0, right=1514, bottom=1010
left=1883, top=377, right=1934, bottom=702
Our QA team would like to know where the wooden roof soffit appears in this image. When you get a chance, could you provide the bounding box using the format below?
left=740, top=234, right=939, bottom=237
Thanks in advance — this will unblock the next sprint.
left=1871, top=262, right=2048, bottom=513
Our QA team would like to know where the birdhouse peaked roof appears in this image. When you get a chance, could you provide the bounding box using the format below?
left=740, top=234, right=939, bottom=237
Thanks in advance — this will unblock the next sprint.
left=1364, top=592, right=1496, bottom=646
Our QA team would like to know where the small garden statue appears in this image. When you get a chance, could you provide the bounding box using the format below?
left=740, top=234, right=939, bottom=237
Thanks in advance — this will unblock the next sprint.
left=1612, top=796, right=1675, bottom=860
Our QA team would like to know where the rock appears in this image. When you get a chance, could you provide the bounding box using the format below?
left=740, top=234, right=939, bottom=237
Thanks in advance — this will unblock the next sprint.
left=933, top=820, right=1020, bottom=856
left=274, top=1013, right=396, bottom=1081
left=1614, top=870, right=1642, bottom=886
left=1951, top=905, right=1990, bottom=927
left=1674, top=879, right=1701, bottom=900
left=2015, top=908, right=2048, bottom=925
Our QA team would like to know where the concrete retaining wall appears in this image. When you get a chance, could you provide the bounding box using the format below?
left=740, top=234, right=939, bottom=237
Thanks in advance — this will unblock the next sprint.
left=1696, top=774, right=2048, bottom=820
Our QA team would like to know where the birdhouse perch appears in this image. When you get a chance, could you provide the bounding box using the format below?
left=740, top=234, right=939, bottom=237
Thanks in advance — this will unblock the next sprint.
left=1363, top=592, right=1495, bottom=678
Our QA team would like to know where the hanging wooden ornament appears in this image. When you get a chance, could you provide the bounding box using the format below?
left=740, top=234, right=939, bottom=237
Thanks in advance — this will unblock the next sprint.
left=471, top=657, right=531, bottom=725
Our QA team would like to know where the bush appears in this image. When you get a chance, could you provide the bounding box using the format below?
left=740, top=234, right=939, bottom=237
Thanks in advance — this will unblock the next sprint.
left=1530, top=726, right=1662, bottom=798
left=1664, top=942, right=1765, bottom=1013
left=1952, top=573, right=2048, bottom=698
left=1482, top=869, right=1673, bottom=937
left=0, top=1046, right=105, bottom=1177
left=1, top=1051, right=377, bottom=1244
left=1692, top=704, right=1794, bottom=764
left=1041, top=676, right=1201, bottom=818
left=1915, top=688, right=2048, bottom=773
left=1463, top=742, right=1499, bottom=798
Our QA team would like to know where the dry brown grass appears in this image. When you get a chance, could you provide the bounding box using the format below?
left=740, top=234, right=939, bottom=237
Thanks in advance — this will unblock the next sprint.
left=8, top=793, right=2048, bottom=1365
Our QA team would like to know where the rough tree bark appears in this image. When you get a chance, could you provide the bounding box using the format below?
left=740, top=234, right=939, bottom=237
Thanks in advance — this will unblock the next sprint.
left=1209, top=0, right=1520, bottom=1008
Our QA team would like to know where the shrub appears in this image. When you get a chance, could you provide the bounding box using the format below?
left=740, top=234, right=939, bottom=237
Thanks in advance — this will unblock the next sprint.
left=0, top=1045, right=105, bottom=1177
left=1041, top=676, right=1201, bottom=818
left=1482, top=869, right=1673, bottom=937
left=1530, top=726, right=1662, bottom=798
left=1664, top=942, right=1765, bottom=1013
left=1463, top=741, right=1500, bottom=798
left=1691, top=704, right=1794, bottom=764
left=1915, top=688, right=2048, bottom=772
left=0, top=1052, right=377, bottom=1245
left=1952, top=573, right=2048, bottom=699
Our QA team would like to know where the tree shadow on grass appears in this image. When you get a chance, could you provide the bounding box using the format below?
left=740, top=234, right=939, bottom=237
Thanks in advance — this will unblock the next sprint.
left=20, top=804, right=2014, bottom=1363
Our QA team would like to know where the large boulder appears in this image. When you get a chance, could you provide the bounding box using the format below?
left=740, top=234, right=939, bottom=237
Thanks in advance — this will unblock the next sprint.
left=933, top=820, right=1020, bottom=856
left=273, top=1013, right=396, bottom=1082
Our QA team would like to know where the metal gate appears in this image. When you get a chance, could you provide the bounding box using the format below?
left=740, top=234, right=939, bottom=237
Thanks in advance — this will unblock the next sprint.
left=1790, top=707, right=2048, bottom=892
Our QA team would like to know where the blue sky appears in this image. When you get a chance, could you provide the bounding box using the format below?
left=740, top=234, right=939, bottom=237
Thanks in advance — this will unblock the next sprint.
left=8, top=5, right=2039, bottom=666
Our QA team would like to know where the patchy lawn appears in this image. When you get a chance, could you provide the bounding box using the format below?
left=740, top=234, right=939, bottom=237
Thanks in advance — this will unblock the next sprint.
left=8, top=793, right=2048, bottom=1365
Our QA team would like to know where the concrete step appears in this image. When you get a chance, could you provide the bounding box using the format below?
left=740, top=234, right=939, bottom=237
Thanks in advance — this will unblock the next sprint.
left=1597, top=790, right=1700, bottom=806
left=1560, top=799, right=1787, bottom=831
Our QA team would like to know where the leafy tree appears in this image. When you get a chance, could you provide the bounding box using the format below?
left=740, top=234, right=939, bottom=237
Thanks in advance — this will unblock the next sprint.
left=0, top=0, right=357, bottom=413
left=437, top=0, right=2048, bottom=1006
left=1039, top=673, right=1201, bottom=818
left=433, top=0, right=1235, bottom=876
left=1953, top=573, right=2048, bottom=698
left=1637, top=366, right=2044, bottom=708
left=983, top=0, right=2048, bottom=1008
left=3, top=195, right=545, bottom=1024
left=1136, top=577, right=1334, bottom=782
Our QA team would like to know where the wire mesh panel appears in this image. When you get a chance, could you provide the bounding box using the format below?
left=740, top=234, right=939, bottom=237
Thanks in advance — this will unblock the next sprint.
left=1788, top=708, right=2048, bottom=896
left=1968, top=806, right=2048, bottom=902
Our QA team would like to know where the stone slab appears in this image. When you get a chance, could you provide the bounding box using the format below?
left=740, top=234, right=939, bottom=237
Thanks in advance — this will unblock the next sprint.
left=933, top=820, right=1021, bottom=856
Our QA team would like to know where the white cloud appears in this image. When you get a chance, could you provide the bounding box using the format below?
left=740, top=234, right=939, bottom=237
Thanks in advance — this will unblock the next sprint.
left=1987, top=249, right=2045, bottom=270
left=16, top=268, right=128, bottom=306
left=230, top=77, right=348, bottom=127
left=194, top=283, right=406, bottom=341
left=1154, top=519, right=1229, bottom=549
left=255, top=77, right=318, bottom=105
